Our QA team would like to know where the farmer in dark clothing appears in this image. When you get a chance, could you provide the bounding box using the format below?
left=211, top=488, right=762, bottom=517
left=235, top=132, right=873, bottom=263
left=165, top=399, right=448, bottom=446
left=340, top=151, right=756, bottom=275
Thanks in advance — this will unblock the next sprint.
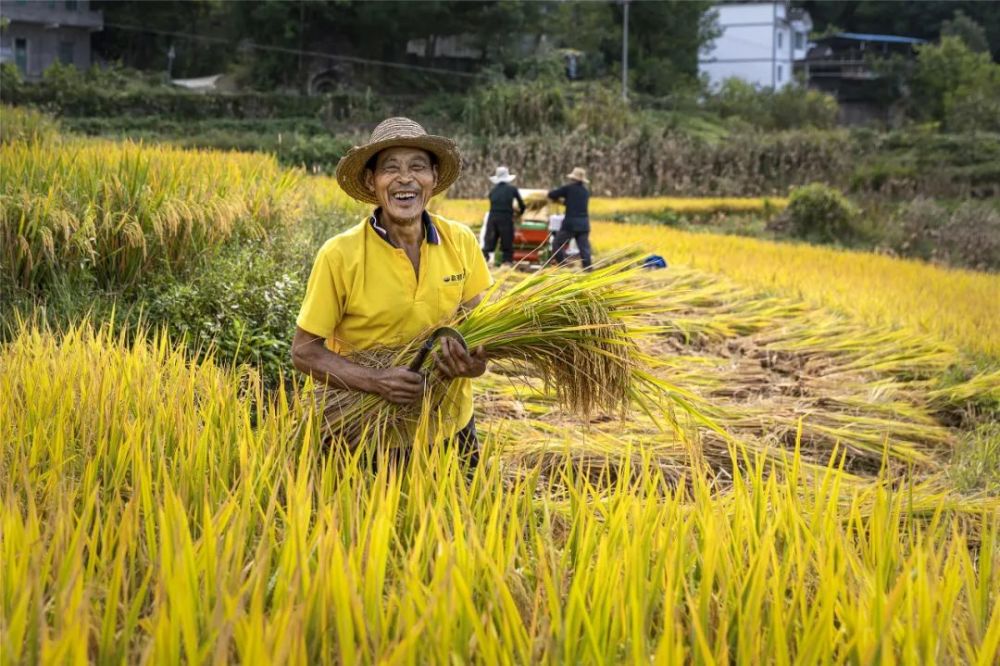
left=483, top=166, right=525, bottom=265
left=548, top=167, right=592, bottom=269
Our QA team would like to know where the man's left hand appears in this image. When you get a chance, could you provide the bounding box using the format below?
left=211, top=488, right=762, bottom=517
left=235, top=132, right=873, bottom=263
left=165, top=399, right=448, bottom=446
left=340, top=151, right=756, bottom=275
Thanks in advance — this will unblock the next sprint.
left=434, top=336, right=488, bottom=379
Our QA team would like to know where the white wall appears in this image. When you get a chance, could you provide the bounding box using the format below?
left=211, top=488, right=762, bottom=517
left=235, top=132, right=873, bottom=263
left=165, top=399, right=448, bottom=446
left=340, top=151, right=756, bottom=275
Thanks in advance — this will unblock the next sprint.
left=700, top=2, right=800, bottom=90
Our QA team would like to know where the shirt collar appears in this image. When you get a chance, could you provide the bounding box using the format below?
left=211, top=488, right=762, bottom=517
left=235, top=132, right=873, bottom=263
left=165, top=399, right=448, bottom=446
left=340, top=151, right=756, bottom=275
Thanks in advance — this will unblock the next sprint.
left=369, top=208, right=440, bottom=245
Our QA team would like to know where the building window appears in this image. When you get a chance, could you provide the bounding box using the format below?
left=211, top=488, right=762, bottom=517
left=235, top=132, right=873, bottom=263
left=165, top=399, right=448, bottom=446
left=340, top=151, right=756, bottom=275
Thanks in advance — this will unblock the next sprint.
left=795, top=32, right=805, bottom=50
left=65, top=0, right=79, bottom=9
left=14, top=38, right=28, bottom=75
left=59, top=41, right=75, bottom=65
left=777, top=65, right=784, bottom=82
left=777, top=31, right=783, bottom=49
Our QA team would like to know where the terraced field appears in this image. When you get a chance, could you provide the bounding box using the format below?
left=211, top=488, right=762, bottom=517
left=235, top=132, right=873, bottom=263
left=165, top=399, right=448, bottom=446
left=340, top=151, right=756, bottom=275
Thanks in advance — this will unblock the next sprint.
left=2, top=128, right=998, bottom=662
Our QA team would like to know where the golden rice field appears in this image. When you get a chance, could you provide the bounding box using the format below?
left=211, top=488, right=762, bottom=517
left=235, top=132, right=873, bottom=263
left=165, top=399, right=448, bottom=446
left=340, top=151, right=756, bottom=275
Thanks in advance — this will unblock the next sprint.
left=0, top=139, right=301, bottom=288
left=431, top=195, right=785, bottom=225
left=3, top=321, right=998, bottom=664
left=433, top=197, right=999, bottom=360
left=592, top=221, right=1000, bottom=360
left=2, top=130, right=999, bottom=663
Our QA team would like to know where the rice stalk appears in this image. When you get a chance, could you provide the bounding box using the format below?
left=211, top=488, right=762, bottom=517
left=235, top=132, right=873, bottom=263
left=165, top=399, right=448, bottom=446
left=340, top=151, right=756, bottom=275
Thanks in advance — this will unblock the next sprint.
left=2, top=320, right=998, bottom=663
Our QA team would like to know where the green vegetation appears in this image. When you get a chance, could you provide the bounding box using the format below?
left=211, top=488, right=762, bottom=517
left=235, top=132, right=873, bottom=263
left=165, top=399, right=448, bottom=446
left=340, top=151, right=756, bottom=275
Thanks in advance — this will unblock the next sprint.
left=883, top=198, right=1000, bottom=272
left=1, top=62, right=382, bottom=121
left=950, top=423, right=1000, bottom=494
left=773, top=183, right=861, bottom=244
left=915, top=36, right=1000, bottom=131
left=705, top=78, right=839, bottom=131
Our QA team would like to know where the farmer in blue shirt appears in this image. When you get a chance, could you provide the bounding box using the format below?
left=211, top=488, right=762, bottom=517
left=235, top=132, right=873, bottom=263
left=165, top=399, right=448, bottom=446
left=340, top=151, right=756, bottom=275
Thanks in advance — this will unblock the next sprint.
left=547, top=167, right=592, bottom=269
left=483, top=166, right=525, bottom=265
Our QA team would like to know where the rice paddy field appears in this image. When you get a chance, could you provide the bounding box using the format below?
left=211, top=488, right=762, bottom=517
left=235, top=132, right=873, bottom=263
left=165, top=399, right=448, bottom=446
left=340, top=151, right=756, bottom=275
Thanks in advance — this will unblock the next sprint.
left=2, top=122, right=999, bottom=663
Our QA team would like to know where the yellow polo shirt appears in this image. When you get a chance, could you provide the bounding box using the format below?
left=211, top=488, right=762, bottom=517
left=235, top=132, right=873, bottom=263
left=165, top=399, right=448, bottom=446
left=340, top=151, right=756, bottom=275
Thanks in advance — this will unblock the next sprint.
left=297, top=210, right=492, bottom=437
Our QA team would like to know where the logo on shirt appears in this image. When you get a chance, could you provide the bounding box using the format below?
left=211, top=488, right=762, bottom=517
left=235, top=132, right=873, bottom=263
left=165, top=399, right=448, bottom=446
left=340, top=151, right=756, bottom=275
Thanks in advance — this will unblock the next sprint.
left=443, top=271, right=466, bottom=283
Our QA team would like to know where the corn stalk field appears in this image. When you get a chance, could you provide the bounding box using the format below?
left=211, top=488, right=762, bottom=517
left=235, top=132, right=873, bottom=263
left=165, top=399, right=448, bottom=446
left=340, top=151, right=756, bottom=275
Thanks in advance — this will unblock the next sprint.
left=2, top=131, right=1000, bottom=663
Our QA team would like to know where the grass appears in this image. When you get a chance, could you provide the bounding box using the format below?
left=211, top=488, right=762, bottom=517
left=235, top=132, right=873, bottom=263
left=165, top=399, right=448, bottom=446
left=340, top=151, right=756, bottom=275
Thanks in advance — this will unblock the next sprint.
left=950, top=423, right=1000, bottom=494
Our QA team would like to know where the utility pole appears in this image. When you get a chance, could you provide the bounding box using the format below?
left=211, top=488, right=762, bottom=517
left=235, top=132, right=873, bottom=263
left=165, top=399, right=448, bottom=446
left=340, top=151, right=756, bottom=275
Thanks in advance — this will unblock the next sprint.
left=166, top=44, right=176, bottom=81
left=622, top=0, right=630, bottom=102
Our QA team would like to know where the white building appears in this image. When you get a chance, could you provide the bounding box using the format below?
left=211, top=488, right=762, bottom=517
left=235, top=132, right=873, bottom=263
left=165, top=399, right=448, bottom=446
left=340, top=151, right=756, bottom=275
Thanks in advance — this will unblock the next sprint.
left=699, top=2, right=812, bottom=90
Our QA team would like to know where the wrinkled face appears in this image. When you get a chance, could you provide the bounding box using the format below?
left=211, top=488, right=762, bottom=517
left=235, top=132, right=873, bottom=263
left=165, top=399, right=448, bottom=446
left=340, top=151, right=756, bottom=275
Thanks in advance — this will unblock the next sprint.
left=364, top=147, right=438, bottom=224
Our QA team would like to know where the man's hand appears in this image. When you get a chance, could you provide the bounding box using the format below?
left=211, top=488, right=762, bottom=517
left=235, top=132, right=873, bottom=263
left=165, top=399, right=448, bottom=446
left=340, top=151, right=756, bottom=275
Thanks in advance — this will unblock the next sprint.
left=370, top=367, right=425, bottom=404
left=434, top=336, right=488, bottom=379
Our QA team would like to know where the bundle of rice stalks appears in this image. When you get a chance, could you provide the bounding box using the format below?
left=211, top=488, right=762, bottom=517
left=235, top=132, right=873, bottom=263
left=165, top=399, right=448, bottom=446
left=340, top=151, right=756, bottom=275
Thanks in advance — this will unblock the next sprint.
left=522, top=191, right=551, bottom=213
left=310, top=259, right=705, bottom=448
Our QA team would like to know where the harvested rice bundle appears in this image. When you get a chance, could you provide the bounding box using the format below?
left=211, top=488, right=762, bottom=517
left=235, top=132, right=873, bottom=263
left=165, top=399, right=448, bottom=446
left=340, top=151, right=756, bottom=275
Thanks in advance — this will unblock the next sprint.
left=522, top=191, right=551, bottom=213
left=310, top=259, right=680, bottom=448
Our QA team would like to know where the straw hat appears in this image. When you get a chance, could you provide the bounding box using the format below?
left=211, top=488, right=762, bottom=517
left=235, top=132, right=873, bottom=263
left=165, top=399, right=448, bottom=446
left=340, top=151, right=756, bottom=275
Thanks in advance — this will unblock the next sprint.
left=335, top=117, right=461, bottom=205
left=489, top=165, right=517, bottom=184
left=566, top=166, right=589, bottom=183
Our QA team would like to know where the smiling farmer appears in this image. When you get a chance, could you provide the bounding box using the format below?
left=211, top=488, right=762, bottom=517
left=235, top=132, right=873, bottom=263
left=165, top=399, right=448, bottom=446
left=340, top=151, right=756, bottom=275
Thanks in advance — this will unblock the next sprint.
left=292, top=117, right=491, bottom=465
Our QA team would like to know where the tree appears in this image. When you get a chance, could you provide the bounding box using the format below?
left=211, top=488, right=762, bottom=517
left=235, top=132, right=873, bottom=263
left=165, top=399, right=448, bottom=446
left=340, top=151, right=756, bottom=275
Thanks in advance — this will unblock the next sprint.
left=941, top=10, right=990, bottom=54
left=915, top=36, right=1000, bottom=130
left=93, top=0, right=232, bottom=78
left=799, top=1, right=1000, bottom=62
left=89, top=1, right=719, bottom=96
left=545, top=0, right=717, bottom=97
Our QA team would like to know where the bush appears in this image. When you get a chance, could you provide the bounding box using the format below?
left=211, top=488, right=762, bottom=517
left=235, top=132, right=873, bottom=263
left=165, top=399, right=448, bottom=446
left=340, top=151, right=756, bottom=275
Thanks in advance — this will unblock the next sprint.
left=140, top=241, right=307, bottom=386
left=462, top=79, right=569, bottom=135
left=938, top=202, right=1000, bottom=271
left=707, top=78, right=838, bottom=131
left=768, top=85, right=839, bottom=130
left=886, top=198, right=1000, bottom=271
left=776, top=183, right=859, bottom=243
left=945, top=69, right=1000, bottom=133
left=884, top=197, right=947, bottom=261
left=568, top=82, right=634, bottom=137
left=0, top=63, right=24, bottom=100
left=1, top=62, right=384, bottom=121
left=136, top=198, right=354, bottom=387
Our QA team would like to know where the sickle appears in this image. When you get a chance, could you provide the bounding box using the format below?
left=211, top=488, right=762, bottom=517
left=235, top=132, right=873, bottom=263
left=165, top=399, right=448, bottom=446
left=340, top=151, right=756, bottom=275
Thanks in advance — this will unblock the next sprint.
left=407, top=326, right=469, bottom=373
